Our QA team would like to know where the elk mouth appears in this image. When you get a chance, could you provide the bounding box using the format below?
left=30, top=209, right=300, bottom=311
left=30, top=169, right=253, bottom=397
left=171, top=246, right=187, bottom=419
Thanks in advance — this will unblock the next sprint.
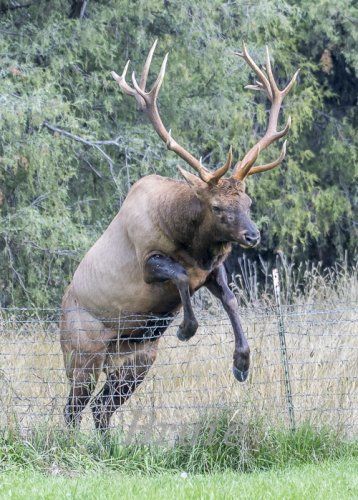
left=239, top=243, right=257, bottom=249
left=237, top=229, right=261, bottom=249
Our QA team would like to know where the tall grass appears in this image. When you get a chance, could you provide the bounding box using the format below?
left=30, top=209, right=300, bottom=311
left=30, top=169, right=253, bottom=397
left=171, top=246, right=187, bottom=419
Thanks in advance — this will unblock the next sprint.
left=228, top=253, right=358, bottom=306
left=1, top=418, right=357, bottom=474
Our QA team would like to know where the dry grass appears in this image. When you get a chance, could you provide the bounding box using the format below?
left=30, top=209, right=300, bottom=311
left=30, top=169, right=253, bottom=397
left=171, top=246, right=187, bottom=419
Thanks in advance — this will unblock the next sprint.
left=0, top=267, right=357, bottom=442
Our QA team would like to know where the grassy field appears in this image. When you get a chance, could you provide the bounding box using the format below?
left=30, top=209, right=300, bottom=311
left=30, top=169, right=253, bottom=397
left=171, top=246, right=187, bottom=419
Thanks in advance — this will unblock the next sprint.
left=1, top=418, right=357, bottom=498
left=1, top=457, right=357, bottom=499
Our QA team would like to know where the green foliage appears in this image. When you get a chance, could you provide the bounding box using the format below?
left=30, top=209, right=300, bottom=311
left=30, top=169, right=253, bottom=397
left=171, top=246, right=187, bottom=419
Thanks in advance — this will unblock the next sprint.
left=0, top=0, right=357, bottom=306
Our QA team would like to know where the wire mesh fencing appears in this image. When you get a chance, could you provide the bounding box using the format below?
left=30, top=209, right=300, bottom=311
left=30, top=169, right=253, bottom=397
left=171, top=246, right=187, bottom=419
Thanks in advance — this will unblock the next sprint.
left=0, top=300, right=357, bottom=443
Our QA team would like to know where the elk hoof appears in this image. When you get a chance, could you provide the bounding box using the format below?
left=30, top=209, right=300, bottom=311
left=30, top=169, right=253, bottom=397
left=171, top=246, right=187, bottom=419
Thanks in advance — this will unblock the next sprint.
left=176, top=327, right=190, bottom=341
left=176, top=320, right=198, bottom=342
left=233, top=367, right=249, bottom=382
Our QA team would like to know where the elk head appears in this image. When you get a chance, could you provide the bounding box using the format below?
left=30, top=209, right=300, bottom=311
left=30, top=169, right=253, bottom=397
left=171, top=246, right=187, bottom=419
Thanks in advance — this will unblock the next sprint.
left=112, top=41, right=299, bottom=249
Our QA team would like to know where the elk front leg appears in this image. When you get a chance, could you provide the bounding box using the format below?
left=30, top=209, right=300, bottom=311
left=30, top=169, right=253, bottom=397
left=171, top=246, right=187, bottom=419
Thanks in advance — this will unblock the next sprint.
left=205, top=265, right=250, bottom=382
left=144, top=254, right=198, bottom=341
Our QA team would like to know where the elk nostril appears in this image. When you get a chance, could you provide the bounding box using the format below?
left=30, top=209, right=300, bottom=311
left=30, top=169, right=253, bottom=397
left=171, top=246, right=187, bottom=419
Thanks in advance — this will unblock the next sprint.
left=244, top=230, right=260, bottom=244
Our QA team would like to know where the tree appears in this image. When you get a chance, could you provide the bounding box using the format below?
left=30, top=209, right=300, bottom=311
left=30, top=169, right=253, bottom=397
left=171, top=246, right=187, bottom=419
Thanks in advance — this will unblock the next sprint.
left=0, top=0, right=357, bottom=307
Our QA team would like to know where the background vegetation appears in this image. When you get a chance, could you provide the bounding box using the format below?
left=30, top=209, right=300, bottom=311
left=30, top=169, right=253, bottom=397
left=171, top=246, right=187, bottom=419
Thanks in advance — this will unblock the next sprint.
left=0, top=0, right=357, bottom=307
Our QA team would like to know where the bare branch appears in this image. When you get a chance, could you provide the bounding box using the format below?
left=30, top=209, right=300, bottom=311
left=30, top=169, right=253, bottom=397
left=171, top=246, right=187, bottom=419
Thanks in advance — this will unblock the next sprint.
left=43, top=120, right=122, bottom=190
left=43, top=120, right=122, bottom=147
left=75, top=152, right=103, bottom=178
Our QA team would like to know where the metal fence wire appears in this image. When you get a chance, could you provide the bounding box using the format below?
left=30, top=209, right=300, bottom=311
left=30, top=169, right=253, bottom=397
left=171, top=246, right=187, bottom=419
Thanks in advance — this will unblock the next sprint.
left=0, top=298, right=357, bottom=443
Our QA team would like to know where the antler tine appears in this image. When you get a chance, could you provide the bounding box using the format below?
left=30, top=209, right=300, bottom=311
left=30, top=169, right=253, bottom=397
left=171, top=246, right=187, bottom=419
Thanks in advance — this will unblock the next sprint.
left=111, top=61, right=137, bottom=97
left=276, top=115, right=292, bottom=139
left=235, top=145, right=261, bottom=181
left=132, top=41, right=169, bottom=106
left=150, top=52, right=169, bottom=100
left=265, top=46, right=279, bottom=96
left=132, top=52, right=169, bottom=103
left=208, top=145, right=233, bottom=184
left=244, top=80, right=265, bottom=93
left=113, top=42, right=232, bottom=185
left=139, top=39, right=158, bottom=91
left=232, top=44, right=298, bottom=181
left=244, top=84, right=264, bottom=92
left=282, top=68, right=300, bottom=97
left=235, top=43, right=273, bottom=101
left=248, top=140, right=287, bottom=176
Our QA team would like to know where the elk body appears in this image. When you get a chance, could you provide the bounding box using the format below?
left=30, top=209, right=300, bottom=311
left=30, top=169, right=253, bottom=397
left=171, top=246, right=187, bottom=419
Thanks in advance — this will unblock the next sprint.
left=60, top=41, right=298, bottom=430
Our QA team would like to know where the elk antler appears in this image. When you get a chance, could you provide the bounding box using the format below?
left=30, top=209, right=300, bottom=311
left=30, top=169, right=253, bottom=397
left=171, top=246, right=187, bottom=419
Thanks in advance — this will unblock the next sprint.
left=112, top=40, right=232, bottom=185
left=232, top=44, right=299, bottom=181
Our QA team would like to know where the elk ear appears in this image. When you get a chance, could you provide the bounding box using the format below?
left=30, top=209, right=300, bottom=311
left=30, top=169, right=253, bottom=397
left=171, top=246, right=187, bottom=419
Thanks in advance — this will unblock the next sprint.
left=177, top=166, right=206, bottom=197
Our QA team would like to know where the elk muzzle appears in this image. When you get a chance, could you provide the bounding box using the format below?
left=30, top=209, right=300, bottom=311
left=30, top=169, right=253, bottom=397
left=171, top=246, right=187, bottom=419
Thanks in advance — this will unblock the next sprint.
left=239, top=228, right=261, bottom=248
left=237, top=222, right=261, bottom=248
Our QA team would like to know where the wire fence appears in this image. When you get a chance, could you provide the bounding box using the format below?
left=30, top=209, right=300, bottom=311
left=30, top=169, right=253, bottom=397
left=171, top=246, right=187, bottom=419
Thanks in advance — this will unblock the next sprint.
left=0, top=298, right=357, bottom=444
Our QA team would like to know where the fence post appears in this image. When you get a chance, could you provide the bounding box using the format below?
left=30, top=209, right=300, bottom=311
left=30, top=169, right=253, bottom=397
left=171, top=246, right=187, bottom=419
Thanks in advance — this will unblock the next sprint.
left=272, top=268, right=296, bottom=431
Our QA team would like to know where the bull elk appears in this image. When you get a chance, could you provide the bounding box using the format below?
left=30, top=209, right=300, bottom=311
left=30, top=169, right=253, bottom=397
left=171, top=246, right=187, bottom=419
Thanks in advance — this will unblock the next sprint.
left=60, top=41, right=299, bottom=430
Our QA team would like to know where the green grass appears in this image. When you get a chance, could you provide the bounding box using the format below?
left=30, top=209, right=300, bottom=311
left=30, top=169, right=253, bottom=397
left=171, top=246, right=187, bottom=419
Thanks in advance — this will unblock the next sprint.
left=1, top=419, right=357, bottom=475
left=1, top=458, right=357, bottom=499
left=1, top=420, right=357, bottom=499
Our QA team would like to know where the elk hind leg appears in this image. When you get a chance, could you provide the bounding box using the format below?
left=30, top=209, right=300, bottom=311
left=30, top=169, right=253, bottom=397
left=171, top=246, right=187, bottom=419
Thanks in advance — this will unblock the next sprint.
left=63, top=344, right=107, bottom=427
left=91, top=341, right=159, bottom=431
left=60, top=288, right=112, bottom=427
left=64, top=362, right=102, bottom=428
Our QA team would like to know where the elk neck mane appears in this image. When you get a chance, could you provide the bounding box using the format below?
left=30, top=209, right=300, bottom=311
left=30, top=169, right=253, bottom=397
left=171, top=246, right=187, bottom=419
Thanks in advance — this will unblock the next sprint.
left=153, top=176, right=232, bottom=269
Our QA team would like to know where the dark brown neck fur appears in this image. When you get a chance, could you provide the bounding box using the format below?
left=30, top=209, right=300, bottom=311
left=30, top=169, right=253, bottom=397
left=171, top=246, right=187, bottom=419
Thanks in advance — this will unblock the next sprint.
left=156, top=179, right=231, bottom=270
